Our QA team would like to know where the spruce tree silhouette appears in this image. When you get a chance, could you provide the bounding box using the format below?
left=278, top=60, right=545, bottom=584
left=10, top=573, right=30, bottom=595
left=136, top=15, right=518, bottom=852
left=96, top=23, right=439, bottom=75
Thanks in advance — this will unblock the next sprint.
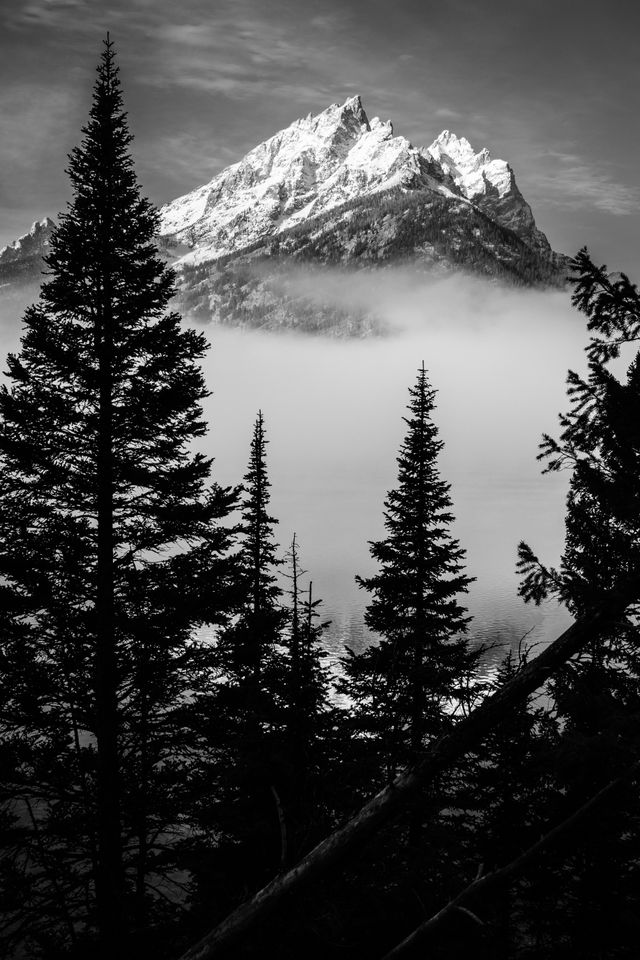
left=191, top=412, right=288, bottom=909
left=517, top=249, right=640, bottom=958
left=0, top=37, right=235, bottom=957
left=282, top=534, right=331, bottom=793
left=341, top=364, right=476, bottom=786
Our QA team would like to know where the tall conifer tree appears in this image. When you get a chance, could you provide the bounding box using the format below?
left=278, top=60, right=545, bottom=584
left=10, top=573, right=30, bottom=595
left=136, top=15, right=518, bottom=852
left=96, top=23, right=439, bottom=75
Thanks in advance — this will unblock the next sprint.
left=341, top=364, right=476, bottom=784
left=517, top=250, right=640, bottom=958
left=0, top=38, right=235, bottom=956
left=275, top=535, right=332, bottom=868
left=191, top=413, right=287, bottom=909
left=282, top=535, right=330, bottom=787
left=320, top=366, right=478, bottom=956
left=216, top=411, right=285, bottom=706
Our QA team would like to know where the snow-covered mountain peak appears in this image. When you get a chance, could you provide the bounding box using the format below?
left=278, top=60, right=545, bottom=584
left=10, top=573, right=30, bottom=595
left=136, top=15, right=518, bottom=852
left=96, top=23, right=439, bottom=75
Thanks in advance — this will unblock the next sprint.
left=0, top=216, right=54, bottom=264
left=158, top=96, right=557, bottom=267
left=29, top=216, right=55, bottom=237
left=369, top=115, right=393, bottom=136
left=426, top=129, right=514, bottom=199
left=1, top=98, right=565, bottom=324
left=159, top=95, right=454, bottom=264
left=432, top=129, right=477, bottom=161
left=425, top=129, right=550, bottom=254
left=2, top=93, right=560, bottom=298
left=322, top=94, right=370, bottom=127
left=281, top=94, right=370, bottom=152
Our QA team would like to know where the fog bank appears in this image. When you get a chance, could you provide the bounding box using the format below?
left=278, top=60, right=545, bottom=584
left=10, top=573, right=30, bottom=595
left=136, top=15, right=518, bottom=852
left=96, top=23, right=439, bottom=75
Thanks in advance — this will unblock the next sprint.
left=197, top=272, right=586, bottom=657
left=0, top=271, right=585, bottom=658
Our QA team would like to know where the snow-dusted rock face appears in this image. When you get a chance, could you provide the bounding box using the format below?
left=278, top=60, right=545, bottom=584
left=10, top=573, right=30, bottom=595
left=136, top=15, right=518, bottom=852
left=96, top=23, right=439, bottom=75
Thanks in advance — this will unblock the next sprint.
left=158, top=97, right=556, bottom=270
left=0, top=217, right=54, bottom=267
left=425, top=131, right=549, bottom=253
left=159, top=96, right=462, bottom=266
left=426, top=130, right=513, bottom=200
left=1, top=98, right=566, bottom=334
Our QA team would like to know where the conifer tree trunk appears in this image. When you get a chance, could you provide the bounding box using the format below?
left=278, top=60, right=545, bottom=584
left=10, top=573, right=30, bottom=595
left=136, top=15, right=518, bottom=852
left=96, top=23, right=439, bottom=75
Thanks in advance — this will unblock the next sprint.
left=250, top=413, right=266, bottom=689
left=0, top=35, right=233, bottom=955
left=289, top=535, right=303, bottom=779
left=410, top=381, right=428, bottom=766
left=134, top=636, right=150, bottom=926
left=94, top=142, right=124, bottom=945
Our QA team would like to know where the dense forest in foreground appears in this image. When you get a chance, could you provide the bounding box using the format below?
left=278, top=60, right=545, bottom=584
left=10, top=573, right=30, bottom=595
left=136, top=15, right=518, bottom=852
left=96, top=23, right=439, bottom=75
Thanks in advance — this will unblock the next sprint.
left=2, top=40, right=640, bottom=960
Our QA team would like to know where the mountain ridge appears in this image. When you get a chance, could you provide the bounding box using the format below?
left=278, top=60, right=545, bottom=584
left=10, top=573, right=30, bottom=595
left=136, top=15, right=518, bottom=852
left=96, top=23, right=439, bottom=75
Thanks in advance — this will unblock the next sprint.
left=0, top=97, right=568, bottom=335
left=0, top=217, right=55, bottom=287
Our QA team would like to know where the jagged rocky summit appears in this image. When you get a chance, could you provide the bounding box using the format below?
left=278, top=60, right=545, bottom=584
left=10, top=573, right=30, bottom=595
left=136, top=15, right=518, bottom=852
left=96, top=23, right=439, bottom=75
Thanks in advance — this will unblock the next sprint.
left=0, top=217, right=54, bottom=286
left=1, top=98, right=566, bottom=335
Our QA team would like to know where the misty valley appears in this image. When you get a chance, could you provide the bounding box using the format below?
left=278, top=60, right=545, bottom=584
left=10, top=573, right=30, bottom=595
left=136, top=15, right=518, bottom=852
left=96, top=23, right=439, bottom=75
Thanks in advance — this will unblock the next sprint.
left=197, top=278, right=580, bottom=661
left=2, top=33, right=640, bottom=960
left=0, top=273, right=578, bottom=660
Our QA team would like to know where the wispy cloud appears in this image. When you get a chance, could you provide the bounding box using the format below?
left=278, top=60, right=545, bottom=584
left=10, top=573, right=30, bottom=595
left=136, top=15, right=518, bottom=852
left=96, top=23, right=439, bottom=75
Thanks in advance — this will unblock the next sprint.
left=434, top=107, right=463, bottom=121
left=528, top=152, right=639, bottom=216
left=0, top=83, right=77, bottom=172
left=1, top=0, right=400, bottom=129
left=135, top=4, right=363, bottom=105
left=142, top=133, right=238, bottom=187
left=8, top=0, right=85, bottom=27
left=166, top=74, right=332, bottom=103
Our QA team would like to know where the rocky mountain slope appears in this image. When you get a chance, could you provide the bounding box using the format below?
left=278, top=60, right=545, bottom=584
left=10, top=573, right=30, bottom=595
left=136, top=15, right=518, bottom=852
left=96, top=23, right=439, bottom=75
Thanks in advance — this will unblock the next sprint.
left=0, top=98, right=567, bottom=335
left=424, top=130, right=551, bottom=256
left=0, top=217, right=54, bottom=288
left=160, top=96, right=457, bottom=262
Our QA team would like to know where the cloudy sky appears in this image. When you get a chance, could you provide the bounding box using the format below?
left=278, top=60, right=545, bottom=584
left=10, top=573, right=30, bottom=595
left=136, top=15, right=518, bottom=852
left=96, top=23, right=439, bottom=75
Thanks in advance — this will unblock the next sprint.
left=1, top=0, right=638, bottom=273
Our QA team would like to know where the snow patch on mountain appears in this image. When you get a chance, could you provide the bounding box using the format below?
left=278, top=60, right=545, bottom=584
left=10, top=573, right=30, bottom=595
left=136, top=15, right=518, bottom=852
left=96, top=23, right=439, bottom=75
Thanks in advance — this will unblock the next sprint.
left=1, top=97, right=564, bottom=317
left=159, top=96, right=463, bottom=267
left=425, top=130, right=514, bottom=199
left=0, top=217, right=54, bottom=264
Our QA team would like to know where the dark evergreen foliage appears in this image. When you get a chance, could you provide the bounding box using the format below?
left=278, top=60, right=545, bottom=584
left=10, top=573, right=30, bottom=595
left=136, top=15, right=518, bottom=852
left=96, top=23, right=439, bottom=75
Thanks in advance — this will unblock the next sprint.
left=3, top=37, right=639, bottom=960
left=186, top=412, right=288, bottom=916
left=276, top=535, right=335, bottom=869
left=0, top=38, right=236, bottom=957
left=459, top=648, right=561, bottom=959
left=516, top=248, right=640, bottom=958
left=281, top=535, right=332, bottom=791
left=308, top=365, right=484, bottom=958
left=340, top=364, right=477, bottom=784
left=213, top=411, right=285, bottom=721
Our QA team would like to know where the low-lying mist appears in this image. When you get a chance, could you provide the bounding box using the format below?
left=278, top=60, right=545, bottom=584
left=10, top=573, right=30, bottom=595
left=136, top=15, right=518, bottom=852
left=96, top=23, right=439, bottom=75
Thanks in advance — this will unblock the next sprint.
left=197, top=269, right=586, bottom=659
left=0, top=269, right=586, bottom=660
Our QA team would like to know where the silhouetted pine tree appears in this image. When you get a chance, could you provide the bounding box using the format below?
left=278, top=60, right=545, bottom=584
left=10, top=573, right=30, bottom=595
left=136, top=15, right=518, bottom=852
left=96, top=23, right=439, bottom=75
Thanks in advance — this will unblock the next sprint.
left=282, top=536, right=331, bottom=784
left=0, top=38, right=236, bottom=958
left=214, top=411, right=285, bottom=725
left=517, top=249, right=640, bottom=958
left=272, top=535, right=334, bottom=869
left=299, top=366, right=480, bottom=958
left=341, top=364, right=477, bottom=786
left=189, top=412, right=288, bottom=913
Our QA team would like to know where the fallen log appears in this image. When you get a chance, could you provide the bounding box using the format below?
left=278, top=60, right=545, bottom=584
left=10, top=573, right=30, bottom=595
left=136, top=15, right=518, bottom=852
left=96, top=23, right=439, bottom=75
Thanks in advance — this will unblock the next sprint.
left=178, top=586, right=637, bottom=960
left=383, top=760, right=640, bottom=958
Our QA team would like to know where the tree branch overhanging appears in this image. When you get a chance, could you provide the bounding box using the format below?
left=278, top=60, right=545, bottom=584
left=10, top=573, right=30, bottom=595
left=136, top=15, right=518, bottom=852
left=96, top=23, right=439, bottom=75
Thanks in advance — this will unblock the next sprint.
left=382, top=760, right=640, bottom=959
left=177, top=580, right=640, bottom=960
